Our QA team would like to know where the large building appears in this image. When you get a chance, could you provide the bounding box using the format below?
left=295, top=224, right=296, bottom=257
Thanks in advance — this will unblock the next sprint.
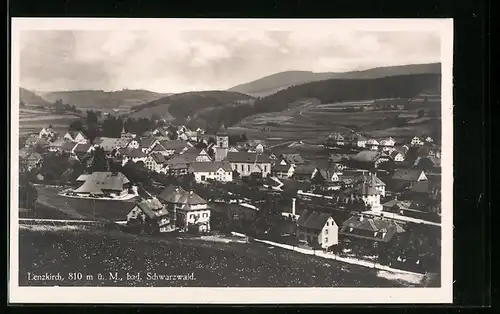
left=188, top=161, right=233, bottom=183
left=339, top=214, right=406, bottom=244
left=226, top=152, right=272, bottom=177
left=214, top=128, right=229, bottom=161
left=73, top=172, right=131, bottom=197
left=126, top=198, right=172, bottom=233
left=158, top=185, right=211, bottom=232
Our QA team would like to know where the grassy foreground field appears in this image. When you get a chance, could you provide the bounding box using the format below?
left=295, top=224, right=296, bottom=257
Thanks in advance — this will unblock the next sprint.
left=18, top=226, right=409, bottom=287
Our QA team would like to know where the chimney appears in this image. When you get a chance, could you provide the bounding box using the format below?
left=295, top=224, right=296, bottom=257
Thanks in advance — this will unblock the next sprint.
left=291, top=198, right=296, bottom=216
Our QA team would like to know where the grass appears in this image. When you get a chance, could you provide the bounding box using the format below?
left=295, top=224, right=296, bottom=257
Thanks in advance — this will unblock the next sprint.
left=35, top=186, right=137, bottom=221
left=18, top=226, right=407, bottom=287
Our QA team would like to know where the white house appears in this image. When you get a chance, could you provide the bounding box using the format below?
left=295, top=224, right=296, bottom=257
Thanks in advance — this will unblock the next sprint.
left=390, top=150, right=406, bottom=162
left=39, top=127, right=57, bottom=139
left=158, top=186, right=211, bottom=233
left=356, top=174, right=383, bottom=212
left=145, top=153, right=168, bottom=173
left=63, top=131, right=88, bottom=144
left=119, top=149, right=148, bottom=166
left=328, top=132, right=345, bottom=146
left=411, top=136, right=424, bottom=147
left=425, top=136, right=434, bottom=144
left=271, top=163, right=295, bottom=179
left=125, top=138, right=140, bottom=150
left=188, top=161, right=233, bottom=183
left=139, top=137, right=160, bottom=154
left=354, top=134, right=367, bottom=148
left=366, top=139, right=379, bottom=151
left=126, top=198, right=172, bottom=233
left=379, top=137, right=395, bottom=151
left=296, top=210, right=339, bottom=249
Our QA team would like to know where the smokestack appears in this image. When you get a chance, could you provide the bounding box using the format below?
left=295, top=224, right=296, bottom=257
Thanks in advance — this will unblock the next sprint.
left=291, top=198, right=296, bottom=216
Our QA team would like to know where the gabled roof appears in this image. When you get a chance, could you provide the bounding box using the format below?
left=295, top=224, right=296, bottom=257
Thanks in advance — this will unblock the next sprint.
left=409, top=180, right=432, bottom=194
left=150, top=153, right=168, bottom=164
left=280, top=153, right=305, bottom=165
left=65, top=131, right=87, bottom=139
left=158, top=186, right=207, bottom=206
left=226, top=152, right=272, bottom=163
left=140, top=137, right=158, bottom=148
left=119, top=148, right=147, bottom=158
left=293, top=164, right=316, bottom=176
left=62, top=142, right=77, bottom=152
left=74, top=172, right=130, bottom=193
left=73, top=143, right=92, bottom=153
left=351, top=150, right=384, bottom=162
left=390, top=150, right=405, bottom=159
left=160, top=140, right=187, bottom=151
left=188, top=161, right=232, bottom=173
left=136, top=198, right=169, bottom=218
left=340, top=215, right=405, bottom=242
left=272, top=163, right=293, bottom=172
left=96, top=137, right=129, bottom=151
left=392, top=169, right=425, bottom=181
left=327, top=132, right=345, bottom=140
left=296, top=210, right=334, bottom=230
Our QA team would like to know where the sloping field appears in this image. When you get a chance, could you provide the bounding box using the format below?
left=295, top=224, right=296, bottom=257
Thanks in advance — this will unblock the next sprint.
left=19, top=227, right=408, bottom=287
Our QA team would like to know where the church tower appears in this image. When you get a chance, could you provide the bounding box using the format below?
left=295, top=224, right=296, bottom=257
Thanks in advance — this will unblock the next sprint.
left=215, top=125, right=229, bottom=161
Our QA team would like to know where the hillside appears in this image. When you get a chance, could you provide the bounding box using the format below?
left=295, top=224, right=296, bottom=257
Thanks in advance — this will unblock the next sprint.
left=19, top=88, right=51, bottom=106
left=228, top=63, right=441, bottom=97
left=39, top=89, right=170, bottom=109
left=130, top=91, right=254, bottom=121
left=204, top=73, right=441, bottom=129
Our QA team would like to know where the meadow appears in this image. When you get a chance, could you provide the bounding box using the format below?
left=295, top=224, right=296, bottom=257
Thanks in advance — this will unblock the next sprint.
left=18, top=226, right=409, bottom=287
left=19, top=110, right=81, bottom=135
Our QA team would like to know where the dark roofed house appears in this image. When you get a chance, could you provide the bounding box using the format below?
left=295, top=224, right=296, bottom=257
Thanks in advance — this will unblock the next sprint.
left=139, top=137, right=160, bottom=154
left=293, top=164, right=317, bottom=182
left=280, top=153, right=305, bottom=166
left=74, top=172, right=132, bottom=197
left=158, top=186, right=211, bottom=233
left=271, top=163, right=295, bottom=179
left=296, top=210, right=339, bottom=249
left=350, top=150, right=392, bottom=169
left=340, top=214, right=405, bottom=243
left=160, top=140, right=190, bottom=155
left=126, top=198, right=172, bottom=233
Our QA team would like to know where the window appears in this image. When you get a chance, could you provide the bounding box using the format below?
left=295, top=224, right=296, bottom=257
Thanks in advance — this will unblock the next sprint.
left=324, top=229, right=328, bottom=235
left=241, top=165, right=244, bottom=171
left=201, top=175, right=206, bottom=181
left=247, top=165, right=250, bottom=172
left=325, top=237, right=328, bottom=243
left=326, top=221, right=329, bottom=226
left=190, top=214, right=195, bottom=219
left=264, top=165, right=267, bottom=172
left=203, top=213, right=208, bottom=218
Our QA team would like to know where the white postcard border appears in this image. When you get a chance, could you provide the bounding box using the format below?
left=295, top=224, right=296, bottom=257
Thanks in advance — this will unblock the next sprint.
left=9, top=18, right=454, bottom=304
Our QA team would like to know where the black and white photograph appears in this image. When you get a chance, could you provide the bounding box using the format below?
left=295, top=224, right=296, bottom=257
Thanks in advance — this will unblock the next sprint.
left=9, top=18, right=453, bottom=304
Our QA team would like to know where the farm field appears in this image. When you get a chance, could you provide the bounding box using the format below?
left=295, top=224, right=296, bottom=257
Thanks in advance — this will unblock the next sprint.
left=35, top=186, right=137, bottom=221
left=18, top=226, right=412, bottom=287
left=19, top=110, right=81, bottom=135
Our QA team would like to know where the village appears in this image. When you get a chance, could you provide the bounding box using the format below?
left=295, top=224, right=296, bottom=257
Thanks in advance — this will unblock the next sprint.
left=18, top=111, right=442, bottom=276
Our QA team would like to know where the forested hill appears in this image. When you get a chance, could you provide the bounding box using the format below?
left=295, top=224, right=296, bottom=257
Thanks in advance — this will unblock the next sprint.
left=19, top=88, right=51, bottom=106
left=228, top=63, right=441, bottom=97
left=130, top=90, right=254, bottom=121
left=39, top=89, right=170, bottom=109
left=198, top=73, right=441, bottom=128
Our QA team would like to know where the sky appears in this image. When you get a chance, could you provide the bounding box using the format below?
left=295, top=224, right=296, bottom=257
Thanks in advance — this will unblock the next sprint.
left=19, top=29, right=441, bottom=93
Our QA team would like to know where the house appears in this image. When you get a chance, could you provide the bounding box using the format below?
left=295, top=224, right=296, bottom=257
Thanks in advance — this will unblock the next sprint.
left=349, top=134, right=367, bottom=148
left=390, top=150, right=406, bottom=162
left=72, top=143, right=95, bottom=158
left=24, top=134, right=40, bottom=148
left=355, top=174, right=383, bottom=211
left=160, top=140, right=191, bottom=156
left=152, top=127, right=169, bottom=137
left=228, top=146, right=239, bottom=153
left=185, top=130, right=199, bottom=141
left=226, top=152, right=272, bottom=177
left=413, top=156, right=441, bottom=170
left=158, top=186, right=211, bottom=232
left=120, top=127, right=137, bottom=140
left=124, top=138, right=140, bottom=150
left=366, top=139, right=379, bottom=151
left=94, top=137, right=129, bottom=153
left=165, top=162, right=189, bottom=176
left=245, top=139, right=266, bottom=154
left=411, top=136, right=424, bottom=147
left=293, top=164, right=317, bottom=181
left=139, top=137, right=160, bottom=154
left=61, top=141, right=78, bottom=154
left=119, top=149, right=148, bottom=166
left=327, top=132, right=345, bottom=146
left=350, top=150, right=392, bottom=169
left=126, top=198, right=172, bottom=233
left=311, top=166, right=342, bottom=185
left=63, top=131, right=88, bottom=144
left=47, top=139, right=68, bottom=152
left=39, top=127, right=57, bottom=139
left=425, top=136, right=434, bottom=144
left=339, top=214, right=406, bottom=243
left=279, top=153, right=305, bottom=166
left=181, top=148, right=213, bottom=163
left=177, top=133, right=189, bottom=141
left=271, top=163, right=295, bottom=179
left=19, top=152, right=43, bottom=172
left=73, top=172, right=132, bottom=197
left=296, top=210, right=339, bottom=249
left=145, top=153, right=168, bottom=173
left=188, top=161, right=233, bottom=183
left=379, top=137, right=395, bottom=150
left=392, top=169, right=428, bottom=183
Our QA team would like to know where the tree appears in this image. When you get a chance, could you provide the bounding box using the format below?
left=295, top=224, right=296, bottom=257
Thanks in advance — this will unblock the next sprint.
left=19, top=183, right=38, bottom=210
left=86, top=110, right=98, bottom=125
left=417, top=109, right=425, bottom=118
left=90, top=147, right=108, bottom=172
left=69, top=119, right=84, bottom=131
